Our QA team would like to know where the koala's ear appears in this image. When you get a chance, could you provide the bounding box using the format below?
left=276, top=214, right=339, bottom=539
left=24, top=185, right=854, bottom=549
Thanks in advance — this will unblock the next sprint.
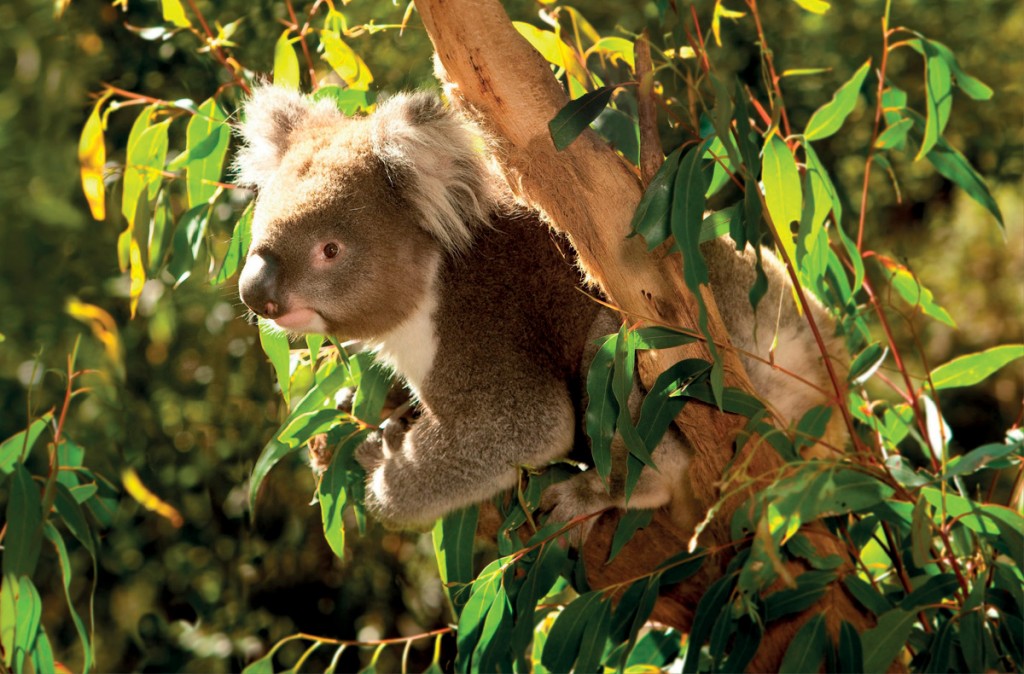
left=234, top=86, right=336, bottom=189
left=372, top=92, right=492, bottom=254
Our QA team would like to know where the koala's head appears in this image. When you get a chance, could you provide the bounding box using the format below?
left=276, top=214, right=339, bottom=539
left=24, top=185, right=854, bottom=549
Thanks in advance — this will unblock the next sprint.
left=234, top=86, right=491, bottom=339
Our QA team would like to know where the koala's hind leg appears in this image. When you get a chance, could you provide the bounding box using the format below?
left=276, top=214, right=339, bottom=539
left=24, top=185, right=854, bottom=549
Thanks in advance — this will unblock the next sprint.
left=359, top=372, right=577, bottom=531
left=542, top=310, right=702, bottom=543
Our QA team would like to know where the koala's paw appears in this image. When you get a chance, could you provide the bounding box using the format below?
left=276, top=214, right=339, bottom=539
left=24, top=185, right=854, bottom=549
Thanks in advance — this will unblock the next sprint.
left=308, top=434, right=334, bottom=474
left=354, top=432, right=385, bottom=472
left=381, top=415, right=411, bottom=451
left=540, top=471, right=617, bottom=546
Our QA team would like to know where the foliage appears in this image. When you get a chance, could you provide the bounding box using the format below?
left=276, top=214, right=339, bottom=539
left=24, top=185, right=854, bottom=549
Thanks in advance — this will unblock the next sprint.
left=0, top=0, right=1021, bottom=672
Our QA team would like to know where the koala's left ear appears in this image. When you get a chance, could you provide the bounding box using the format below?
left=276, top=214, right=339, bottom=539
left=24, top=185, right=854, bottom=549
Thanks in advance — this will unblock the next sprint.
left=372, top=92, right=492, bottom=254
left=234, top=86, right=338, bottom=190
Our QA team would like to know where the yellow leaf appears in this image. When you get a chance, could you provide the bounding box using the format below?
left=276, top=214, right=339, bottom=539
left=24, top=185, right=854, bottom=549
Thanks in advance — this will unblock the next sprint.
left=66, top=298, right=124, bottom=377
left=320, top=31, right=373, bottom=91
left=122, top=468, right=184, bottom=527
left=78, top=94, right=110, bottom=221
left=129, top=239, right=146, bottom=318
left=712, top=0, right=746, bottom=47
left=793, top=0, right=831, bottom=13
left=160, top=0, right=191, bottom=28
left=273, top=30, right=300, bottom=90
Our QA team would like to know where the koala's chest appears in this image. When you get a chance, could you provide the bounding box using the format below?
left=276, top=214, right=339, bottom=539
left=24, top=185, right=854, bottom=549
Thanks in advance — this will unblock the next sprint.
left=369, top=283, right=439, bottom=397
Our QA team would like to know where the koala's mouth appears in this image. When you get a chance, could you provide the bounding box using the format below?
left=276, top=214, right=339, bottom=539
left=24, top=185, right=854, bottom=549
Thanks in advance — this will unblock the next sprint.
left=271, top=307, right=328, bottom=334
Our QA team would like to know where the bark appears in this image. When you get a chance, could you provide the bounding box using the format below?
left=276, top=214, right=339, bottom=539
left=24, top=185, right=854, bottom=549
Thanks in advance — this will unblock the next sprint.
left=416, top=0, right=872, bottom=667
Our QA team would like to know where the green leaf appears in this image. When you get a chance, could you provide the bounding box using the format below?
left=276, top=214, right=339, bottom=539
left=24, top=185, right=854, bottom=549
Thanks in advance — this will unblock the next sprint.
left=917, top=41, right=953, bottom=160
left=779, top=613, right=827, bottom=674
left=848, top=341, right=887, bottom=385
left=185, top=98, right=230, bottom=208
left=167, top=202, right=212, bottom=286
left=942, top=437, right=1022, bottom=479
left=593, top=107, right=640, bottom=166
left=762, top=135, right=802, bottom=262
left=0, top=575, right=13, bottom=669
left=585, top=334, right=619, bottom=486
left=900, top=573, right=960, bottom=610
left=804, top=59, right=871, bottom=141
left=542, top=592, right=607, bottom=673
left=924, top=617, right=955, bottom=674
left=351, top=353, right=392, bottom=423
left=672, top=143, right=711, bottom=289
left=876, top=118, right=914, bottom=150
left=636, top=359, right=708, bottom=452
left=632, top=326, right=697, bottom=350
left=549, top=86, right=615, bottom=151
left=925, top=133, right=1004, bottom=228
left=682, top=574, right=734, bottom=673
left=837, top=620, right=864, bottom=674
left=123, top=115, right=170, bottom=229
left=862, top=608, right=916, bottom=673
left=274, top=30, right=300, bottom=90
left=473, top=586, right=514, bottom=673
left=278, top=410, right=351, bottom=448
left=626, top=630, right=681, bottom=669
left=764, top=571, right=835, bottom=622
left=313, top=85, right=372, bottom=115
left=456, top=558, right=503, bottom=671
left=249, top=364, right=349, bottom=512
left=656, top=547, right=706, bottom=586
left=630, top=147, right=682, bottom=250
left=699, top=202, right=743, bottom=243
left=147, top=194, right=172, bottom=271
left=31, top=627, right=56, bottom=674
left=321, top=31, right=373, bottom=90
left=13, top=576, right=42, bottom=674
left=43, top=523, right=93, bottom=673
left=4, top=465, right=42, bottom=577
left=160, top=0, right=191, bottom=27
left=908, top=39, right=993, bottom=101
left=0, top=414, right=51, bottom=474
left=875, top=255, right=955, bottom=327
left=319, top=430, right=368, bottom=557
left=911, top=497, right=933, bottom=568
left=212, top=203, right=253, bottom=285
left=259, top=318, right=292, bottom=404
left=512, top=542, right=566, bottom=669
left=794, top=405, right=833, bottom=454
left=930, top=344, right=1024, bottom=390
left=607, top=509, right=653, bottom=564
left=433, top=505, right=479, bottom=618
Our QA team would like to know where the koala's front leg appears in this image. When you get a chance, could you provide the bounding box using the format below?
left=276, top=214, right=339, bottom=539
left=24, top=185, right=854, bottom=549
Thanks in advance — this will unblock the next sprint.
left=360, top=380, right=576, bottom=531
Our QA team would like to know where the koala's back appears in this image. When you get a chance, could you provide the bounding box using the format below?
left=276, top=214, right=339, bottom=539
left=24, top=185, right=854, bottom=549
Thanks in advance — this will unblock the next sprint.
left=432, top=209, right=599, bottom=392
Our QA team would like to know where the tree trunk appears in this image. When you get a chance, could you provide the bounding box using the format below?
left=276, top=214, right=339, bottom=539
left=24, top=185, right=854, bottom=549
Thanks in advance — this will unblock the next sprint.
left=415, top=0, right=873, bottom=667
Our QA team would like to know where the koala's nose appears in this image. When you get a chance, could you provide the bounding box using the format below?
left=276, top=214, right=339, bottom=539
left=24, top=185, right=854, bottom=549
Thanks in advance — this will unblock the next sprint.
left=239, top=251, right=282, bottom=320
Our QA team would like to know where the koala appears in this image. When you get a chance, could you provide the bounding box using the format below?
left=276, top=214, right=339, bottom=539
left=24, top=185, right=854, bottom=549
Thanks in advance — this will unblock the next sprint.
left=235, top=86, right=844, bottom=536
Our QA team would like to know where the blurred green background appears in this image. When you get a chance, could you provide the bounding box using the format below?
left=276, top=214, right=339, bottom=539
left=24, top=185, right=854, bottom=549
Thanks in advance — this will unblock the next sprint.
left=0, top=0, right=1020, bottom=671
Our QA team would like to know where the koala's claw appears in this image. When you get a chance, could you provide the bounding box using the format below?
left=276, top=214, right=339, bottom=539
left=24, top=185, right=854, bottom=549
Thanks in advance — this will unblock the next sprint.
left=540, top=472, right=616, bottom=546
left=355, top=432, right=385, bottom=472
left=308, top=434, right=334, bottom=474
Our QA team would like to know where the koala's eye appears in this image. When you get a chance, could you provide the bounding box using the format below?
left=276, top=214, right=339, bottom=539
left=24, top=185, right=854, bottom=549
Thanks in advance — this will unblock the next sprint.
left=323, top=242, right=340, bottom=259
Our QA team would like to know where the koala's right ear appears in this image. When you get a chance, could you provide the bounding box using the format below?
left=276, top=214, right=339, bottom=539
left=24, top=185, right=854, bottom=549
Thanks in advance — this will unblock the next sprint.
left=233, top=86, right=337, bottom=189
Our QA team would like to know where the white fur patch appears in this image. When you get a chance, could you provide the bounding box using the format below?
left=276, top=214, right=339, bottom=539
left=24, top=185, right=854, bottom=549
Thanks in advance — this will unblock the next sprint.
left=369, top=255, right=440, bottom=396
left=371, top=93, right=492, bottom=254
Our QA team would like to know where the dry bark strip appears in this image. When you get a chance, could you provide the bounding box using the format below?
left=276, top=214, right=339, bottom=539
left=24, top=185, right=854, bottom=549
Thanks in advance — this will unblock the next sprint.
left=416, top=0, right=874, bottom=667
